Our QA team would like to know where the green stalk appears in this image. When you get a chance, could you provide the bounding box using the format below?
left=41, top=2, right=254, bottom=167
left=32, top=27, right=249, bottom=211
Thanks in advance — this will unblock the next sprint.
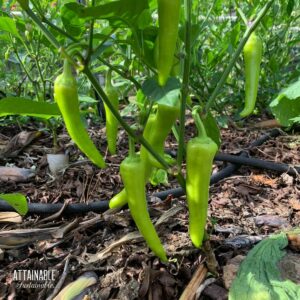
left=97, top=57, right=141, bottom=90
left=21, top=6, right=60, bottom=49
left=177, top=0, right=192, bottom=166
left=128, top=136, right=135, bottom=158
left=83, top=67, right=170, bottom=171
left=85, top=0, right=95, bottom=64
left=192, top=107, right=207, bottom=138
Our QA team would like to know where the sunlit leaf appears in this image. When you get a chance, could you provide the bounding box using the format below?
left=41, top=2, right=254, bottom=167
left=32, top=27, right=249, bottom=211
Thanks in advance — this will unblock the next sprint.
left=0, top=97, right=61, bottom=119
left=0, top=193, right=28, bottom=216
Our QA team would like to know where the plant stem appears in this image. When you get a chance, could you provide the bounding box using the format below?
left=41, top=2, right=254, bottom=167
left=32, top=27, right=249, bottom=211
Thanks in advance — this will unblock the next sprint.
left=198, top=0, right=217, bottom=34
left=128, top=136, right=135, bottom=157
left=10, top=35, right=41, bottom=100
left=204, top=0, right=273, bottom=115
left=33, top=55, right=46, bottom=101
left=97, top=57, right=141, bottom=89
left=83, top=67, right=170, bottom=170
left=192, top=108, right=207, bottom=138
left=85, top=0, right=95, bottom=64
left=177, top=0, right=192, bottom=166
left=234, top=0, right=248, bottom=26
left=21, top=2, right=185, bottom=188
left=42, top=16, right=78, bottom=42
left=23, top=6, right=61, bottom=49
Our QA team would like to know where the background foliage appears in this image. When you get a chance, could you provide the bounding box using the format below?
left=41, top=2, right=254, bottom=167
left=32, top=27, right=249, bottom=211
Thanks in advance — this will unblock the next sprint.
left=0, top=0, right=299, bottom=126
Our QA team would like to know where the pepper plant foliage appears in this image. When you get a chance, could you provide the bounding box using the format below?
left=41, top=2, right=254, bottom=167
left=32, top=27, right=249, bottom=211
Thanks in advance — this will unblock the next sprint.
left=1, top=0, right=299, bottom=260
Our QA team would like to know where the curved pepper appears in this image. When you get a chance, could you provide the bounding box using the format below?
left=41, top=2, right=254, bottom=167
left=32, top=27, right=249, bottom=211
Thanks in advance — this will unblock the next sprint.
left=54, top=59, right=106, bottom=168
left=157, top=0, right=181, bottom=86
left=240, top=32, right=263, bottom=118
left=104, top=71, right=119, bottom=155
left=154, top=36, right=180, bottom=78
left=140, top=102, right=180, bottom=169
left=109, top=101, right=180, bottom=209
left=109, top=117, right=154, bottom=209
left=186, top=110, right=218, bottom=248
left=109, top=188, right=127, bottom=209
left=120, top=152, right=167, bottom=261
left=109, top=117, right=155, bottom=209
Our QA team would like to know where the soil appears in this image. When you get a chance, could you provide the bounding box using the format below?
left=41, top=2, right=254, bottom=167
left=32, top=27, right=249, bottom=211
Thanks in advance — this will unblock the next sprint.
left=0, top=117, right=299, bottom=300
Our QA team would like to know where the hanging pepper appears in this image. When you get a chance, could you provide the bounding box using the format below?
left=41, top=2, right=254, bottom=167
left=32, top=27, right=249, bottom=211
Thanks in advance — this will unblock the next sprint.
left=109, top=115, right=157, bottom=209
left=109, top=188, right=127, bottom=209
left=54, top=59, right=106, bottom=168
left=154, top=36, right=181, bottom=78
left=120, top=140, right=168, bottom=261
left=109, top=116, right=155, bottom=209
left=140, top=101, right=180, bottom=169
left=104, top=71, right=119, bottom=155
left=186, top=108, right=218, bottom=248
left=157, top=0, right=181, bottom=86
left=109, top=101, right=180, bottom=209
left=240, top=31, right=263, bottom=117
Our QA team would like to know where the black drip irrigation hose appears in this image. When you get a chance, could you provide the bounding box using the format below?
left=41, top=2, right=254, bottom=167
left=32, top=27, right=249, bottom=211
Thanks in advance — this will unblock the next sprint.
left=0, top=129, right=281, bottom=215
left=215, top=153, right=300, bottom=176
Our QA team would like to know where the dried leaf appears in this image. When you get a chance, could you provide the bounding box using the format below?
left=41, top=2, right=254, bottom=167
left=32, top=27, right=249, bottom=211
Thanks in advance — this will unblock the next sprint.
left=0, top=167, right=35, bottom=182
left=250, top=174, right=278, bottom=188
left=0, top=212, right=22, bottom=223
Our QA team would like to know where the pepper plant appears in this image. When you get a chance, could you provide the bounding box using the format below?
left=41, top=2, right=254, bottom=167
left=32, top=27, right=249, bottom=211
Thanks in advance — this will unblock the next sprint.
left=4, top=0, right=278, bottom=260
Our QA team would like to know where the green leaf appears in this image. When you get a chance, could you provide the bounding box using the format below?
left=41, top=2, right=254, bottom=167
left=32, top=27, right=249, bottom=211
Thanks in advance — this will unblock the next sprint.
left=290, top=116, right=300, bottom=123
left=287, top=0, right=295, bottom=15
left=287, top=38, right=300, bottom=47
left=229, top=232, right=300, bottom=300
left=229, top=23, right=241, bottom=52
left=269, top=79, right=300, bottom=127
left=149, top=168, right=168, bottom=186
left=0, top=16, right=21, bottom=39
left=65, top=0, right=149, bottom=27
left=0, top=193, right=28, bottom=215
left=0, top=97, right=61, bottom=119
left=142, top=77, right=181, bottom=107
left=137, top=9, right=152, bottom=30
left=201, top=112, right=221, bottom=148
left=61, top=3, right=86, bottom=37
left=0, top=32, right=11, bottom=42
left=78, top=95, right=98, bottom=104
left=135, top=88, right=147, bottom=108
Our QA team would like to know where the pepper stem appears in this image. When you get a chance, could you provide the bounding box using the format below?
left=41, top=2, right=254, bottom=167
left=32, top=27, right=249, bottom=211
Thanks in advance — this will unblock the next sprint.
left=62, top=59, right=73, bottom=78
left=192, top=107, right=207, bottom=138
left=128, top=136, right=135, bottom=158
left=105, top=69, right=112, bottom=90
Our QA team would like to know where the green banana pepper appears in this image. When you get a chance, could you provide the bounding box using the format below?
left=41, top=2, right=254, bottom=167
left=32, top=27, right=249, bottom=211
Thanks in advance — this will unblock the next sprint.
left=157, top=0, right=181, bottom=86
left=240, top=32, right=263, bottom=118
left=186, top=109, right=218, bottom=248
left=154, top=36, right=181, bottom=78
left=109, top=101, right=180, bottom=209
left=120, top=150, right=167, bottom=261
left=54, top=59, right=106, bottom=168
left=104, top=71, right=119, bottom=155
left=140, top=102, right=180, bottom=169
left=109, top=188, right=127, bottom=209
